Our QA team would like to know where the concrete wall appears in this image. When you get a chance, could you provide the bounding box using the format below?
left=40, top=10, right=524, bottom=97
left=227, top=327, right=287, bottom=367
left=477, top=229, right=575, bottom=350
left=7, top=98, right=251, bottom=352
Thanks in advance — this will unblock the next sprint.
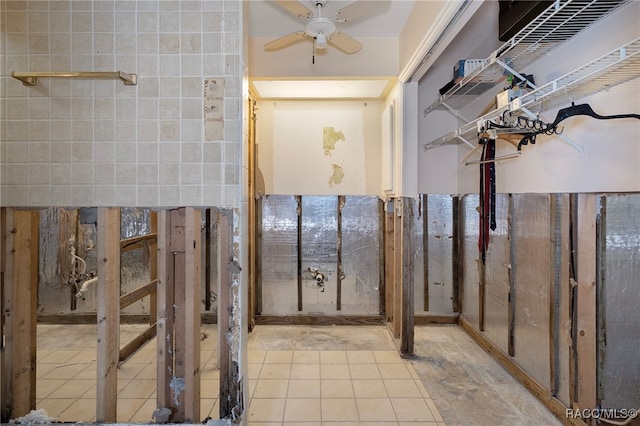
left=418, top=1, right=640, bottom=195
left=0, top=0, right=243, bottom=208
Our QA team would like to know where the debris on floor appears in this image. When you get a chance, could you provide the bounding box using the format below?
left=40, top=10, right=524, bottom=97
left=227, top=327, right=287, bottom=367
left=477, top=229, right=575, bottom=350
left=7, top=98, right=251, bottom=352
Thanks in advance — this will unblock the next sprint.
left=9, top=409, right=57, bottom=424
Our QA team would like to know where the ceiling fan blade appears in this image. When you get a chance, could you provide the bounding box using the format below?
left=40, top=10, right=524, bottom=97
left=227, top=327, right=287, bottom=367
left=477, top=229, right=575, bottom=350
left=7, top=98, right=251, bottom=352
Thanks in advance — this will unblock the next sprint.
left=328, top=31, right=362, bottom=54
left=264, top=31, right=307, bottom=51
left=273, top=0, right=312, bottom=19
left=335, top=0, right=389, bottom=23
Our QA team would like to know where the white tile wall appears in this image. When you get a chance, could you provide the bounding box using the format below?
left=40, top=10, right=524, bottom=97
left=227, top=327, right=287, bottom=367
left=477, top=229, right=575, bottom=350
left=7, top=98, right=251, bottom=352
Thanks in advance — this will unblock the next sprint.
left=1, top=0, right=243, bottom=208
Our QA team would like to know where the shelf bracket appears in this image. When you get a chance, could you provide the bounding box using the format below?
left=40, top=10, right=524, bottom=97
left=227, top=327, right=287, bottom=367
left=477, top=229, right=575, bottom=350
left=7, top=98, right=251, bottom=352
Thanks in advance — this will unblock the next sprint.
left=12, top=71, right=137, bottom=86
left=440, top=102, right=470, bottom=122
left=456, top=134, right=475, bottom=149
left=520, top=107, right=585, bottom=157
left=495, top=59, right=537, bottom=91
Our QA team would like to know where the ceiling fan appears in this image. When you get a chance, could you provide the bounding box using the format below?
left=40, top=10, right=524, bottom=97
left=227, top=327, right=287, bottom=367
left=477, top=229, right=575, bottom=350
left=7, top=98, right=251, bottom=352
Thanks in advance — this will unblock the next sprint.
left=264, top=0, right=374, bottom=55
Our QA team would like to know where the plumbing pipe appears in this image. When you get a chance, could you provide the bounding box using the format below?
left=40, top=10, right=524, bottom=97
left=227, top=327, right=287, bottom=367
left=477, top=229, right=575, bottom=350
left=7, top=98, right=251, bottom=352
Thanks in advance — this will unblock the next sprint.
left=76, top=276, right=98, bottom=299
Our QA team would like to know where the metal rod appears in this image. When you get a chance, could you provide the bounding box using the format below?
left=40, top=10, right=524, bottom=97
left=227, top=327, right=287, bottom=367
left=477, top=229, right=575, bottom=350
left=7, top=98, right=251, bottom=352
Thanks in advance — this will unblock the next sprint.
left=12, top=71, right=137, bottom=86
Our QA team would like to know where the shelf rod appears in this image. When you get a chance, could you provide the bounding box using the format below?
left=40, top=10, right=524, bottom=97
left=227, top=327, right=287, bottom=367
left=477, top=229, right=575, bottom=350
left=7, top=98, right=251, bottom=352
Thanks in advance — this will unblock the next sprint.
left=11, top=71, right=137, bottom=86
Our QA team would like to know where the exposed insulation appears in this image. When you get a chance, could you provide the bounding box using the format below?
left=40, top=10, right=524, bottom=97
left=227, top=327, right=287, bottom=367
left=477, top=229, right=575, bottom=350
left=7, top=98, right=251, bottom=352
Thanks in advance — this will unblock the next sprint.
left=425, top=195, right=455, bottom=316
left=340, top=196, right=380, bottom=315
left=461, top=194, right=480, bottom=328
left=601, top=194, right=640, bottom=410
left=513, top=194, right=551, bottom=389
left=483, top=194, right=510, bottom=353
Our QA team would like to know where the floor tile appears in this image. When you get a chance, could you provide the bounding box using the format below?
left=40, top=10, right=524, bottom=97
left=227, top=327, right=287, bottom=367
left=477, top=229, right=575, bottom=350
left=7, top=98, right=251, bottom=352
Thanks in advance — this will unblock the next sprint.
left=249, top=350, right=267, bottom=364
left=47, top=379, right=94, bottom=399
left=200, top=398, right=217, bottom=419
left=118, top=379, right=156, bottom=399
left=384, top=379, right=422, bottom=397
left=265, top=350, right=294, bottom=364
left=288, top=379, right=321, bottom=398
left=117, top=398, right=147, bottom=422
left=352, top=379, right=388, bottom=398
left=347, top=350, right=375, bottom=364
left=248, top=398, right=286, bottom=422
left=320, top=364, right=350, bottom=380
left=253, top=379, right=289, bottom=398
left=373, top=351, right=403, bottom=364
left=349, top=363, right=381, bottom=379
left=37, top=398, right=75, bottom=418
left=259, top=363, right=291, bottom=380
left=39, top=350, right=82, bottom=364
left=201, top=379, right=220, bottom=399
left=284, top=398, right=321, bottom=422
left=425, top=399, right=444, bottom=422
left=58, top=398, right=96, bottom=422
left=290, top=363, right=321, bottom=379
left=293, top=350, right=320, bottom=364
left=357, top=398, right=397, bottom=422
left=378, top=363, right=412, bottom=379
left=321, top=398, right=358, bottom=422
left=320, top=350, right=348, bottom=364
left=37, top=379, right=69, bottom=400
left=130, top=398, right=156, bottom=422
left=40, top=363, right=90, bottom=380
left=321, top=379, right=354, bottom=398
left=248, top=362, right=264, bottom=378
left=391, top=398, right=436, bottom=422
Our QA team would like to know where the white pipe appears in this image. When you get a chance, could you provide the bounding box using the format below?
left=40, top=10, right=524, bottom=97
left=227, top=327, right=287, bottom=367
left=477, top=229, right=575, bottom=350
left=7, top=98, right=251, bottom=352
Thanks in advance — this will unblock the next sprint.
left=76, top=276, right=98, bottom=299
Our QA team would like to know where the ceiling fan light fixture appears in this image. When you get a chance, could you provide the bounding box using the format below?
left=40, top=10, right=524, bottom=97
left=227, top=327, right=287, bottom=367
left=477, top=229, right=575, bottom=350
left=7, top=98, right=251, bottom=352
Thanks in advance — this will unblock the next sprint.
left=315, top=33, right=328, bottom=49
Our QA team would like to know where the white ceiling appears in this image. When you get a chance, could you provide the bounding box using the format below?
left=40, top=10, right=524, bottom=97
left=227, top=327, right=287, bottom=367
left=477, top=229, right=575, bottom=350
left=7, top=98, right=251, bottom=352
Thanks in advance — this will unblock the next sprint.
left=248, top=0, right=416, bottom=38
left=248, top=0, right=416, bottom=99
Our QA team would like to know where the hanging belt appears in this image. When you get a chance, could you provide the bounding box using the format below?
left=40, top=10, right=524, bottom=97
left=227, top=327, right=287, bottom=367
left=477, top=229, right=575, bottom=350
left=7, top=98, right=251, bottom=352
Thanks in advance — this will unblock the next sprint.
left=478, top=136, right=496, bottom=264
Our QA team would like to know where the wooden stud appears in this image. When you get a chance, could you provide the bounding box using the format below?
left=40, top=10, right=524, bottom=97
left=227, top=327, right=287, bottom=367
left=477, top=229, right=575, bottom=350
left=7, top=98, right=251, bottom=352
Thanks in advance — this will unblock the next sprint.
left=296, top=196, right=303, bottom=312
left=1, top=210, right=39, bottom=422
left=182, top=208, right=201, bottom=422
left=508, top=194, right=516, bottom=357
left=256, top=199, right=263, bottom=315
left=549, top=194, right=563, bottom=396
left=452, top=196, right=461, bottom=313
left=378, top=198, right=385, bottom=314
left=422, top=194, right=429, bottom=311
left=595, top=196, right=606, bottom=402
left=393, top=199, right=402, bottom=338
left=96, top=207, right=120, bottom=423
left=575, top=194, right=597, bottom=409
left=0, top=208, right=4, bottom=420
left=149, top=211, right=158, bottom=326
left=336, top=196, right=345, bottom=311
left=218, top=210, right=233, bottom=418
left=156, top=210, right=175, bottom=413
left=205, top=209, right=212, bottom=312
left=384, top=201, right=394, bottom=323
left=400, top=198, right=415, bottom=356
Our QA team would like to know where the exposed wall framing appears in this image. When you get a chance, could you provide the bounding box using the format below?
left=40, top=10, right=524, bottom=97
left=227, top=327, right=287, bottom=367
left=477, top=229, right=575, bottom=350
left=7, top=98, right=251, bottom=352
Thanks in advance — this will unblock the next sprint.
left=1, top=209, right=39, bottom=422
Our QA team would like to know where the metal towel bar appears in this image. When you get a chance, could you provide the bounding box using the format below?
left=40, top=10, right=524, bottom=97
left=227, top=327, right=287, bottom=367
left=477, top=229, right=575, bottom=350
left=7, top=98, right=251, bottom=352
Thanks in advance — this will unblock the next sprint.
left=11, top=71, right=137, bottom=86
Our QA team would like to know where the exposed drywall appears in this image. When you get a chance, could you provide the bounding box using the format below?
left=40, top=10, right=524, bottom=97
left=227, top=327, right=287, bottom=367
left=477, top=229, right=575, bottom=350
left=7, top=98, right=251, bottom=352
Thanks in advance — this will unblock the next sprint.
left=256, top=99, right=382, bottom=195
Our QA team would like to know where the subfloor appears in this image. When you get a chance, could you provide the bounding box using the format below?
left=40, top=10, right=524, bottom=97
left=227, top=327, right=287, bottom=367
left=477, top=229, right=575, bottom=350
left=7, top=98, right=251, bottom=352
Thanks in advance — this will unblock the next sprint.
left=34, top=324, right=562, bottom=425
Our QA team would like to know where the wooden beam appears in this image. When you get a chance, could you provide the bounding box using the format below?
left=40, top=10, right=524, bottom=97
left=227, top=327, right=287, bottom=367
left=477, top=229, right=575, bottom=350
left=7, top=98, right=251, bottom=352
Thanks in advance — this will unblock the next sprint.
left=96, top=207, right=120, bottom=423
left=336, top=196, right=345, bottom=311
left=296, top=196, right=303, bottom=312
left=255, top=315, right=384, bottom=326
left=400, top=198, right=414, bottom=356
left=384, top=201, right=394, bottom=323
left=256, top=199, right=264, bottom=315
left=119, top=324, right=157, bottom=363
left=452, top=196, right=461, bottom=313
left=1, top=210, right=39, bottom=422
left=575, top=194, right=597, bottom=410
left=120, top=280, right=157, bottom=309
left=218, top=210, right=233, bottom=418
left=393, top=199, right=402, bottom=338
left=156, top=210, right=175, bottom=413
left=0, top=208, right=4, bottom=420
left=422, top=194, right=429, bottom=311
left=508, top=194, right=517, bottom=357
left=120, top=233, right=157, bottom=252
left=378, top=199, right=385, bottom=314
left=149, top=211, right=158, bottom=326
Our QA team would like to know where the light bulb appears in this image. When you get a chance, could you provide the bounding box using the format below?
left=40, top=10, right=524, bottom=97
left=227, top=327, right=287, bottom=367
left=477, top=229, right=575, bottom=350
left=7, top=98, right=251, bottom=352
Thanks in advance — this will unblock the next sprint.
left=315, top=33, right=328, bottom=49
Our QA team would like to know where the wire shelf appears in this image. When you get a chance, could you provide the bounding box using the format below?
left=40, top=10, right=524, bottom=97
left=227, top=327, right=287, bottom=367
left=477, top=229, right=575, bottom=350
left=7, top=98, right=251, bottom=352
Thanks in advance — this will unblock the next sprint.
left=423, top=37, right=640, bottom=150
left=423, top=0, right=630, bottom=114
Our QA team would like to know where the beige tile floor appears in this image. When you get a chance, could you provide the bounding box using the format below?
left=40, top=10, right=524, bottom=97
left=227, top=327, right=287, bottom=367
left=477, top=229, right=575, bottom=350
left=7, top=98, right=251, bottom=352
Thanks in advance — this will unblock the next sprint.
left=246, top=349, right=445, bottom=426
left=36, top=324, right=220, bottom=423
left=36, top=324, right=444, bottom=425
